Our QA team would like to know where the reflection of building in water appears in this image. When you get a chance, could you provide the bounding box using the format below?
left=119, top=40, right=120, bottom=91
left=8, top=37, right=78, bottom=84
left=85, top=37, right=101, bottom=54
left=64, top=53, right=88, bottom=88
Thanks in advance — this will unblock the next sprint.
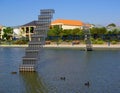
left=20, top=72, right=47, bottom=93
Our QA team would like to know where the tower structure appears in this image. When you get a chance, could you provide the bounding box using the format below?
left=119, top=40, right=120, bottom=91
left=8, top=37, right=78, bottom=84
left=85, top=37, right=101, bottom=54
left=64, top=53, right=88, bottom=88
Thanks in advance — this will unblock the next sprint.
left=19, top=9, right=55, bottom=72
left=84, top=26, right=93, bottom=51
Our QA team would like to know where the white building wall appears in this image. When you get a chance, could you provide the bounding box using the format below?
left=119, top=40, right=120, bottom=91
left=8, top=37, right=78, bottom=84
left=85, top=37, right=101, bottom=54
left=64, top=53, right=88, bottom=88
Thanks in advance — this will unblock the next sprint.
left=13, top=28, right=21, bottom=38
left=13, top=28, right=20, bottom=35
left=1, top=26, right=6, bottom=38
left=62, top=25, right=82, bottom=29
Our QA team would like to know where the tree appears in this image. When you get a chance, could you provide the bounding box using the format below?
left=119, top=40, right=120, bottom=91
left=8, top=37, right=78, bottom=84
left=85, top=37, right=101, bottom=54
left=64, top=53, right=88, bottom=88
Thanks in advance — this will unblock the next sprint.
left=71, top=28, right=80, bottom=35
left=90, top=27, right=107, bottom=39
left=99, top=27, right=107, bottom=34
left=2, top=27, right=13, bottom=40
left=107, top=23, right=116, bottom=27
left=48, top=25, right=62, bottom=36
left=47, top=29, right=56, bottom=36
left=78, top=29, right=84, bottom=35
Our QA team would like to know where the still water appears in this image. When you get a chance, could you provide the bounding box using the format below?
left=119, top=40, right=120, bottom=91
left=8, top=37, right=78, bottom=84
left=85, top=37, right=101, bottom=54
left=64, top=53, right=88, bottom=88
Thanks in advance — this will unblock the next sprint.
left=0, top=47, right=120, bottom=93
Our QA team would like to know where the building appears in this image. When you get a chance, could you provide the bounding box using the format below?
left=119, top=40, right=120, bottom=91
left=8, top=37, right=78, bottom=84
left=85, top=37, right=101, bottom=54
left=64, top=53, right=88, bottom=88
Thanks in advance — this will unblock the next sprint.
left=19, top=19, right=85, bottom=41
left=106, top=26, right=120, bottom=31
left=15, top=19, right=93, bottom=40
left=12, top=26, right=21, bottom=39
left=0, top=26, right=6, bottom=39
left=51, top=19, right=84, bottom=29
left=0, top=25, right=2, bottom=39
left=20, top=20, right=38, bottom=41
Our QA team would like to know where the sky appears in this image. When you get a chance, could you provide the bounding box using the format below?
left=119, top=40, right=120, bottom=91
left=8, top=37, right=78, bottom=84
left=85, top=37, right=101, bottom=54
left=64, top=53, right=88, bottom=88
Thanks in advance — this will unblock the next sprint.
left=0, top=0, right=120, bottom=26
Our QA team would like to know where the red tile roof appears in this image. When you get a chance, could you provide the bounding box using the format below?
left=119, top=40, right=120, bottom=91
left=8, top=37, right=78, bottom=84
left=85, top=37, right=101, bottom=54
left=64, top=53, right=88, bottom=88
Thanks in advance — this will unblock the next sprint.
left=51, top=19, right=84, bottom=26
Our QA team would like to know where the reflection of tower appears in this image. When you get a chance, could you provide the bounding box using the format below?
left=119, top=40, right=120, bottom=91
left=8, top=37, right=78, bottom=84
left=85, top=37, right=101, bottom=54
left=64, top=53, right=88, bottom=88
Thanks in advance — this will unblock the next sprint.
left=20, top=72, right=47, bottom=93
left=84, top=26, right=93, bottom=51
left=19, top=9, right=55, bottom=72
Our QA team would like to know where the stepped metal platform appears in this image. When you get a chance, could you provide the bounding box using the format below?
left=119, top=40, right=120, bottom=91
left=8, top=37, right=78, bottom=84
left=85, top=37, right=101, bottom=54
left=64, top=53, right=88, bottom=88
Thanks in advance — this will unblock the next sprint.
left=19, top=9, right=55, bottom=72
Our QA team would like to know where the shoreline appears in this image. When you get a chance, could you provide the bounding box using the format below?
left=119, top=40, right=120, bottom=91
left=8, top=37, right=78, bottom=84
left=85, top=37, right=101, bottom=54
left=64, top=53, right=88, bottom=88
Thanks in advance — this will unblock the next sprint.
left=0, top=44, right=120, bottom=50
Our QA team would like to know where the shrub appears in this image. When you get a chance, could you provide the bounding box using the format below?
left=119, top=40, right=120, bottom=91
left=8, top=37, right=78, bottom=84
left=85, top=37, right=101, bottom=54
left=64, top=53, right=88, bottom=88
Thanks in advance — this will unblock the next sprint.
left=96, top=40, right=104, bottom=44
left=13, top=40, right=28, bottom=44
left=111, top=41, right=117, bottom=44
left=92, top=38, right=104, bottom=44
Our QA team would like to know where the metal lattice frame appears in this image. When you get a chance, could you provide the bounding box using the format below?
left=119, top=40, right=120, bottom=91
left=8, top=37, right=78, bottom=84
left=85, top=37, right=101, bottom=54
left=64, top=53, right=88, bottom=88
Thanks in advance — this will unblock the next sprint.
left=84, top=26, right=93, bottom=51
left=19, top=9, right=55, bottom=72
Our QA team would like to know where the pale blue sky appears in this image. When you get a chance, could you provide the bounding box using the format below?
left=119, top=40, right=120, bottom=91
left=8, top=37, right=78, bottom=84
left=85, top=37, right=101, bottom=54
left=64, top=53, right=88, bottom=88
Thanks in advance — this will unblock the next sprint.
left=0, top=0, right=120, bottom=26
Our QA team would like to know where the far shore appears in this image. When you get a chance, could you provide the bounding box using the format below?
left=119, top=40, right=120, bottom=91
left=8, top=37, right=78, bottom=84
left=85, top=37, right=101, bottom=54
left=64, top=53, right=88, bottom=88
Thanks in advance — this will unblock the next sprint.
left=0, top=44, right=120, bottom=50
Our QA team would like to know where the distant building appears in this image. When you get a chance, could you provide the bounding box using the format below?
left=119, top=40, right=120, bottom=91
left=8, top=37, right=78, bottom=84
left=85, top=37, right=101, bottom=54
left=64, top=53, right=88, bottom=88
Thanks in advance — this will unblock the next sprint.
left=12, top=26, right=21, bottom=39
left=20, top=20, right=38, bottom=41
left=85, top=24, right=95, bottom=29
left=106, top=26, right=120, bottom=31
left=13, top=19, right=93, bottom=40
left=51, top=19, right=84, bottom=29
left=0, top=25, right=2, bottom=39
left=0, top=25, right=6, bottom=39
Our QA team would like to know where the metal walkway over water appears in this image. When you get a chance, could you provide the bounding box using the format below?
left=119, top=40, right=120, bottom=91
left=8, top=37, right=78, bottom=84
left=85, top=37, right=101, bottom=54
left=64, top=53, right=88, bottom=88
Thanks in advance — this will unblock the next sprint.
left=19, top=9, right=55, bottom=72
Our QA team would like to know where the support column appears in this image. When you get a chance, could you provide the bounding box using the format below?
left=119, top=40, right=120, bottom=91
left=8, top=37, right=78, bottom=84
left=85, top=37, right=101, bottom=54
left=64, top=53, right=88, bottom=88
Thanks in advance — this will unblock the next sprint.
left=29, top=26, right=31, bottom=41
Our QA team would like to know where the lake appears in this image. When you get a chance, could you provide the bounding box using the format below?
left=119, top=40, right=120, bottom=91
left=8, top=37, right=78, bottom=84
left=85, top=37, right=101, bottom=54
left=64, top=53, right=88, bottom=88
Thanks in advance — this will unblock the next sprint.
left=0, top=47, right=120, bottom=93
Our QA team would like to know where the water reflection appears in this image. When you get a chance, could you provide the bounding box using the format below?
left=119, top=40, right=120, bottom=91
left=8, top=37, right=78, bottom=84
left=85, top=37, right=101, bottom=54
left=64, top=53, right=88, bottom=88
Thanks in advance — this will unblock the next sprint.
left=20, top=72, right=47, bottom=93
left=1, top=48, right=120, bottom=93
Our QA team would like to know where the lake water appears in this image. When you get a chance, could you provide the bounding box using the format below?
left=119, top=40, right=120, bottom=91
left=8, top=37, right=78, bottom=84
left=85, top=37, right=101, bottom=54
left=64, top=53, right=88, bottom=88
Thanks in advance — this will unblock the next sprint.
left=0, top=47, right=120, bottom=93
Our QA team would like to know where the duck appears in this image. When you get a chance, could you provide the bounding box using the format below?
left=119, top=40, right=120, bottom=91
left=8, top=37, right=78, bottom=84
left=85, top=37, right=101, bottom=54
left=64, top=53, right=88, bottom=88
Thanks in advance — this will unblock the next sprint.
left=60, top=77, right=66, bottom=80
left=11, top=72, right=17, bottom=74
left=84, top=81, right=90, bottom=87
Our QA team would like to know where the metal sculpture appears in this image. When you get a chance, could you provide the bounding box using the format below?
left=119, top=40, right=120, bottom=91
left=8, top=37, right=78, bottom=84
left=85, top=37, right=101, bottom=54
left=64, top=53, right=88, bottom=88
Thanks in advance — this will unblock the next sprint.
left=19, top=9, right=55, bottom=71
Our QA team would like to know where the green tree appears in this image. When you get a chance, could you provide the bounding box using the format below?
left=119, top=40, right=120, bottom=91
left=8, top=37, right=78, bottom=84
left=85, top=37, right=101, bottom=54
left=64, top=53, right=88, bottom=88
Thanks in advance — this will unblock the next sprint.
left=90, top=27, right=107, bottom=39
left=53, top=25, right=62, bottom=36
left=78, top=29, right=84, bottom=35
left=71, top=28, right=80, bottom=35
left=90, top=27, right=107, bottom=35
left=48, top=25, right=62, bottom=36
left=112, top=29, right=118, bottom=34
left=107, top=23, right=116, bottom=27
left=2, top=27, right=13, bottom=40
left=60, top=29, right=72, bottom=36
left=47, top=29, right=56, bottom=36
